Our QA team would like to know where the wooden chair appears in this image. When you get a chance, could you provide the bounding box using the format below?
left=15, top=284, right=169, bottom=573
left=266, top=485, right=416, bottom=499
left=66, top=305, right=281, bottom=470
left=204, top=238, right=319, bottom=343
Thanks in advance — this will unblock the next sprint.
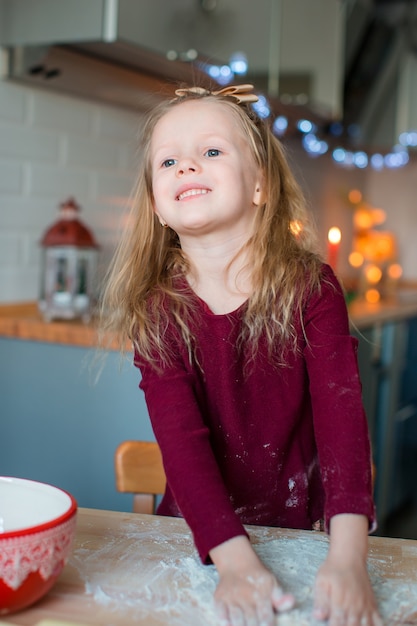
left=115, top=440, right=166, bottom=515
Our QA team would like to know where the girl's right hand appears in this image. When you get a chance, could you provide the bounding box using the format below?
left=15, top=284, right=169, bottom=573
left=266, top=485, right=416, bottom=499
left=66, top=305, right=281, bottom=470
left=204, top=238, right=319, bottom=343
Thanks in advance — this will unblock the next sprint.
left=210, top=536, right=295, bottom=626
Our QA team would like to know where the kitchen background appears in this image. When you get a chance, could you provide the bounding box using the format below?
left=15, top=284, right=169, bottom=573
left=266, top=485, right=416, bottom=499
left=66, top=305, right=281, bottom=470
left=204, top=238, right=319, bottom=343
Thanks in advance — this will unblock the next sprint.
left=1, top=78, right=417, bottom=303
left=1, top=0, right=417, bottom=535
left=1, top=0, right=417, bottom=301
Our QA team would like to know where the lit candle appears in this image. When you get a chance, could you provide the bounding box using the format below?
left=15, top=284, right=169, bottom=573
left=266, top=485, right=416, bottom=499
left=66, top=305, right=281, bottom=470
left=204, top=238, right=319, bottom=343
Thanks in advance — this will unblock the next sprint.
left=327, top=227, right=341, bottom=270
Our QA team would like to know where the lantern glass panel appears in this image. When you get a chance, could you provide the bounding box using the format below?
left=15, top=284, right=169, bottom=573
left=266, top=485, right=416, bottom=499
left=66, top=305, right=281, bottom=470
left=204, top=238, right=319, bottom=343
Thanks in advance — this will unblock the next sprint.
left=39, top=245, right=98, bottom=322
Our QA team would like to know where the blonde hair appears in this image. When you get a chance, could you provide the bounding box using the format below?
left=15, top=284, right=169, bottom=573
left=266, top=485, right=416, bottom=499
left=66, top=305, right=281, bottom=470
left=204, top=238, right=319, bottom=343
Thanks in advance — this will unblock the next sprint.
left=99, top=88, right=324, bottom=367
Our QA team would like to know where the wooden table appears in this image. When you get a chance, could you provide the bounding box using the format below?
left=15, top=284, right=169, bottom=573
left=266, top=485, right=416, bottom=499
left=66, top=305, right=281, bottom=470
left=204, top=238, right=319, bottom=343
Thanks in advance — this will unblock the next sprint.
left=5, top=508, right=417, bottom=625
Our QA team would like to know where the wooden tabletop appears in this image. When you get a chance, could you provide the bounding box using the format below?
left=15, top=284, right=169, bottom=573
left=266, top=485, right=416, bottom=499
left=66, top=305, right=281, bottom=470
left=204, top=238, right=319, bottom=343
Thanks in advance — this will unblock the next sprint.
left=4, top=508, right=417, bottom=625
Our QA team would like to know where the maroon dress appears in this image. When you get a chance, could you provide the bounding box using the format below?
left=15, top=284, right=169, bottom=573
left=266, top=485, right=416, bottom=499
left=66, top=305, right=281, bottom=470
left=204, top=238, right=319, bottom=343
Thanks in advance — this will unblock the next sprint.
left=134, top=264, right=376, bottom=563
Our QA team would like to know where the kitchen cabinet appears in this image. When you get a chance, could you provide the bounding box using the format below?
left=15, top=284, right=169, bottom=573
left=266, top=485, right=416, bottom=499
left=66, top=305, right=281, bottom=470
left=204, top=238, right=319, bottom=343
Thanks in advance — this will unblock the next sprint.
left=354, top=315, right=417, bottom=530
left=0, top=337, right=155, bottom=512
left=390, top=315, right=417, bottom=512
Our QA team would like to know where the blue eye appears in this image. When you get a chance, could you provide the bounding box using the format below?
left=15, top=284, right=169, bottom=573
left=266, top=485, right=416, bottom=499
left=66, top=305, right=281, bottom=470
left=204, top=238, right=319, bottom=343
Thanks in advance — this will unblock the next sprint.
left=206, top=149, right=220, bottom=157
left=162, top=158, right=176, bottom=168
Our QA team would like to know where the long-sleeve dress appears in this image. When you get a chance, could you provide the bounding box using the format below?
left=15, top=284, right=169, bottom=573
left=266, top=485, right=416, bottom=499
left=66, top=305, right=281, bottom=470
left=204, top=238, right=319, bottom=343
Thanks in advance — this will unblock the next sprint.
left=134, top=264, right=376, bottom=563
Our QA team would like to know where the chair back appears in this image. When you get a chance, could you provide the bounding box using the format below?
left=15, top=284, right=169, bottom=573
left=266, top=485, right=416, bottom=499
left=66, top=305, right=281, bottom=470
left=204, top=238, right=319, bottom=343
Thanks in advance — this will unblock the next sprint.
left=115, top=440, right=165, bottom=514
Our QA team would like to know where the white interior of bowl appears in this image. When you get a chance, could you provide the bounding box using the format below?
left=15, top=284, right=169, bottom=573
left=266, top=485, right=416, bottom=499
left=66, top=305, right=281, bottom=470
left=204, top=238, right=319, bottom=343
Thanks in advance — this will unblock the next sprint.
left=0, top=477, right=73, bottom=533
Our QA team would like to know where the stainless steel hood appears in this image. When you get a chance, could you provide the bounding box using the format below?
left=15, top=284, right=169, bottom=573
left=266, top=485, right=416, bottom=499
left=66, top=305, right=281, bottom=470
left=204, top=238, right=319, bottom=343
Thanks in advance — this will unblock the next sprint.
left=0, top=0, right=345, bottom=117
left=1, top=43, right=209, bottom=112
left=0, top=0, right=226, bottom=111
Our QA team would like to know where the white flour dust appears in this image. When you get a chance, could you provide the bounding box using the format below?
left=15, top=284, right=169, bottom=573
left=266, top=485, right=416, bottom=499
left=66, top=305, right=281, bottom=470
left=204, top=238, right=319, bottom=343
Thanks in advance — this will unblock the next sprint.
left=69, top=519, right=417, bottom=626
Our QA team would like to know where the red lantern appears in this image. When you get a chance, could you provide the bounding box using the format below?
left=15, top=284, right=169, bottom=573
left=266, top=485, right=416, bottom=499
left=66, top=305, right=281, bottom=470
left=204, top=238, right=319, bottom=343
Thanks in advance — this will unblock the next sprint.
left=39, top=198, right=99, bottom=322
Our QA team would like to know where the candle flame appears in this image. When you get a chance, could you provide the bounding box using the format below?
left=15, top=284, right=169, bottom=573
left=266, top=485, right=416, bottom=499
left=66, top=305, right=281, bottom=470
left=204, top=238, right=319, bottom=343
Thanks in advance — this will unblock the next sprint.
left=328, top=227, right=341, bottom=245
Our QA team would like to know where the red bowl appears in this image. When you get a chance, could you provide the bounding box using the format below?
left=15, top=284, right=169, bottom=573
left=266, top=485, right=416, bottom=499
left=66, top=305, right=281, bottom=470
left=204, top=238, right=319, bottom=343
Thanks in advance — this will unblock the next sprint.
left=0, top=477, right=77, bottom=615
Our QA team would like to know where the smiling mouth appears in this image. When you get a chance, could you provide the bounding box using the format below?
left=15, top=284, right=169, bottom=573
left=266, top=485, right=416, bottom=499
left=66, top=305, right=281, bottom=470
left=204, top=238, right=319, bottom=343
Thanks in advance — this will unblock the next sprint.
left=176, top=188, right=210, bottom=201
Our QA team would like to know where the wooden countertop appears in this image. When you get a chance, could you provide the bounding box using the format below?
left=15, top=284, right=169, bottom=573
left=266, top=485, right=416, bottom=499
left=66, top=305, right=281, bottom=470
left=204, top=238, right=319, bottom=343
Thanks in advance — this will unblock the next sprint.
left=348, top=292, right=417, bottom=329
left=0, top=302, right=103, bottom=349
left=4, top=508, right=417, bottom=625
left=1, top=292, right=417, bottom=348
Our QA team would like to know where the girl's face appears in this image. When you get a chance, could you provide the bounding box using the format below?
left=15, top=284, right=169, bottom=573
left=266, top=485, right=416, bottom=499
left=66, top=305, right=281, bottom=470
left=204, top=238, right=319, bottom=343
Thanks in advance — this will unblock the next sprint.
left=150, top=99, right=263, bottom=241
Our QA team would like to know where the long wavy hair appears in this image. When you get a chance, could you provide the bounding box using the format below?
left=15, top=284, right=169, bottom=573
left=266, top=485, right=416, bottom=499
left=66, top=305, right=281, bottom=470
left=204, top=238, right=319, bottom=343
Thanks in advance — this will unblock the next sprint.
left=99, top=87, right=324, bottom=368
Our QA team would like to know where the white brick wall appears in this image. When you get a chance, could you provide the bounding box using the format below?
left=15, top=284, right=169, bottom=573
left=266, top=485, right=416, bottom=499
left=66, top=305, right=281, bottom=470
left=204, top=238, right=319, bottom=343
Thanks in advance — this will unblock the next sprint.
left=0, top=80, right=141, bottom=303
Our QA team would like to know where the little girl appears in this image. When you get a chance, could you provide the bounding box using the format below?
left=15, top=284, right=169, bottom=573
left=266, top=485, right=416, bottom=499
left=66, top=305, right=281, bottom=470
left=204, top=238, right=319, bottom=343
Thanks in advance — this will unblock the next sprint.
left=101, top=84, right=382, bottom=626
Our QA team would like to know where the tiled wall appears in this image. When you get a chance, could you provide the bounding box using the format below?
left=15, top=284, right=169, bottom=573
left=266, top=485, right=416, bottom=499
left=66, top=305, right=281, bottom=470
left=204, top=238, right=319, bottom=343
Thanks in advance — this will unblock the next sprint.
left=0, top=80, right=141, bottom=302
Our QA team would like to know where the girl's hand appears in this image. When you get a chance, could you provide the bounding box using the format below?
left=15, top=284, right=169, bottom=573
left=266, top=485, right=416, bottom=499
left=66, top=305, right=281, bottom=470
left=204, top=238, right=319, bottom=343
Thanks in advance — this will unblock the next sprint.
left=210, top=536, right=295, bottom=626
left=313, top=554, right=383, bottom=625
left=313, top=514, right=383, bottom=626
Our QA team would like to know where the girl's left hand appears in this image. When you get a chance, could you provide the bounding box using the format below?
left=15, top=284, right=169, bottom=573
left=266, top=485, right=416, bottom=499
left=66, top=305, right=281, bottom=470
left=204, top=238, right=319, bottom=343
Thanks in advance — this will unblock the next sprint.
left=313, top=554, right=383, bottom=626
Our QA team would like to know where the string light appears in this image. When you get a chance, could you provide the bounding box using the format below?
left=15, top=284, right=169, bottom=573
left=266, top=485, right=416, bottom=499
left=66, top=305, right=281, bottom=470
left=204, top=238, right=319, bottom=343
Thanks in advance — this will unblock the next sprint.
left=399, top=131, right=417, bottom=147
left=388, top=263, right=403, bottom=280
left=365, top=265, right=383, bottom=284
left=297, top=119, right=316, bottom=133
left=229, top=52, right=248, bottom=75
left=365, top=289, right=381, bottom=304
left=348, top=251, right=364, bottom=268
left=252, top=95, right=271, bottom=119
left=302, top=133, right=328, bottom=156
left=370, top=154, right=384, bottom=170
left=198, top=56, right=414, bottom=170
left=353, top=152, right=368, bottom=168
left=273, top=116, right=289, bottom=136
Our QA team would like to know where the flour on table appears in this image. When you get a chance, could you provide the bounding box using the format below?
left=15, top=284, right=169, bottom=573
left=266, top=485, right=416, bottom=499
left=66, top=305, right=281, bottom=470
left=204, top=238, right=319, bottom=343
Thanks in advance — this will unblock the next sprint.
left=69, top=520, right=417, bottom=626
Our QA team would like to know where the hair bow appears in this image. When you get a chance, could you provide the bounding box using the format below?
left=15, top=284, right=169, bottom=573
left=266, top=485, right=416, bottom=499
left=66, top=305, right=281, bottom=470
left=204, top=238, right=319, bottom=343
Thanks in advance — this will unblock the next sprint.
left=174, top=84, right=259, bottom=105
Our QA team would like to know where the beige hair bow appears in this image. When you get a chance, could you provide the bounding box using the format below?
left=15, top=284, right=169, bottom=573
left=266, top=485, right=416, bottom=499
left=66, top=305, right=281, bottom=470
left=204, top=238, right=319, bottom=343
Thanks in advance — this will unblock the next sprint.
left=174, top=84, right=259, bottom=105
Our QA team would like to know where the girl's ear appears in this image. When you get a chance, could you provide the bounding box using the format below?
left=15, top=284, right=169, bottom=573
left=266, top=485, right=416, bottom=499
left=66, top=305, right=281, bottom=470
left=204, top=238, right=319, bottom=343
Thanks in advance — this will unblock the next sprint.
left=154, top=209, right=168, bottom=228
left=253, top=174, right=266, bottom=207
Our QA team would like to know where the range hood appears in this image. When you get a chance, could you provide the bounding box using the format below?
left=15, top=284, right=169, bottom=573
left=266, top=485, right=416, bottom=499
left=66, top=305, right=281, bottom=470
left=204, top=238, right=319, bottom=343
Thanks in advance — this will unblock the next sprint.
left=0, top=0, right=345, bottom=117
left=0, top=43, right=205, bottom=112
left=0, top=0, right=224, bottom=111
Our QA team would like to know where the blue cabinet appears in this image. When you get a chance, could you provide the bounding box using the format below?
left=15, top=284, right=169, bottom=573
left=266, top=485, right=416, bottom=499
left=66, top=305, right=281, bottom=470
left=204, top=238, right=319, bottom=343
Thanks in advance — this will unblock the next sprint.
left=0, top=338, right=155, bottom=512
left=354, top=316, right=417, bottom=529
